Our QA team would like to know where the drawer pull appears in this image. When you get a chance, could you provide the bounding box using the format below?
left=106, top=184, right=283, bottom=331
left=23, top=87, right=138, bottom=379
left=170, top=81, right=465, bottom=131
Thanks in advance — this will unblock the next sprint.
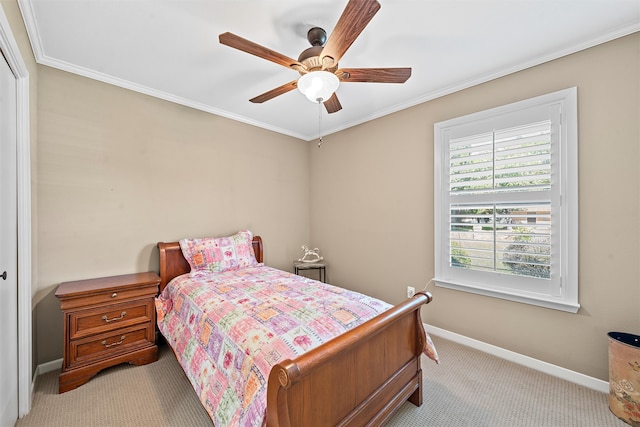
left=102, top=335, right=126, bottom=348
left=111, top=292, right=118, bottom=298
left=102, top=311, right=126, bottom=323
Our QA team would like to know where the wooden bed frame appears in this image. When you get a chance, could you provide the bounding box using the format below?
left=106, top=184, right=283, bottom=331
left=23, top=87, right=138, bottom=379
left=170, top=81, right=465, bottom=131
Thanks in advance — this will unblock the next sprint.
left=157, top=236, right=433, bottom=426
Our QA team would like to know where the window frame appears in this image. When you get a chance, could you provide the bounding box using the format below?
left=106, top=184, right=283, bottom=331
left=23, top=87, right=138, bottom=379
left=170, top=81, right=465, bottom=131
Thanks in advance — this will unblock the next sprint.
left=434, top=87, right=579, bottom=313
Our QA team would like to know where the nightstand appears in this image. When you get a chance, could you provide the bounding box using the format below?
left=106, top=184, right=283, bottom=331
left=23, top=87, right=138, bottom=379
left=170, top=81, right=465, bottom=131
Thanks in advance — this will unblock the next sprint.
left=55, top=272, right=160, bottom=393
left=294, top=260, right=327, bottom=283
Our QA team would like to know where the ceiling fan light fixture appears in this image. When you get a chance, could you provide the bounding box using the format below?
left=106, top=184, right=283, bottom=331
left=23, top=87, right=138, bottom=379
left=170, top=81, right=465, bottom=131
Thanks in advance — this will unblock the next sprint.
left=297, top=71, right=340, bottom=103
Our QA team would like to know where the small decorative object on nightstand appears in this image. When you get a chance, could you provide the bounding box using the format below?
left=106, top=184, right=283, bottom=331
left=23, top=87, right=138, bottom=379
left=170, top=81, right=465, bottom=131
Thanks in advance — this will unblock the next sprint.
left=55, top=272, right=160, bottom=393
left=294, top=260, right=327, bottom=283
left=298, top=245, right=323, bottom=263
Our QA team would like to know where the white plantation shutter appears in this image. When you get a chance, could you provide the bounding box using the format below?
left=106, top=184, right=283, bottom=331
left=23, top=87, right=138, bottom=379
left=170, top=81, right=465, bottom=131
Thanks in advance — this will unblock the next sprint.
left=450, top=122, right=552, bottom=194
left=434, top=88, right=579, bottom=313
left=448, top=121, right=552, bottom=278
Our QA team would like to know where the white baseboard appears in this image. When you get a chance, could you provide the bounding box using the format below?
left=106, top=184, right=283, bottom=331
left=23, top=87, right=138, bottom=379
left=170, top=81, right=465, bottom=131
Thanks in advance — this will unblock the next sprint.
left=35, top=358, right=62, bottom=376
left=425, top=324, right=609, bottom=394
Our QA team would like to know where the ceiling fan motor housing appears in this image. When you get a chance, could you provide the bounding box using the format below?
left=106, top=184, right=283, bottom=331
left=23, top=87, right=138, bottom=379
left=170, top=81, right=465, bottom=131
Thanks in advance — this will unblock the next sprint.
left=298, top=46, right=336, bottom=73
left=298, top=28, right=337, bottom=73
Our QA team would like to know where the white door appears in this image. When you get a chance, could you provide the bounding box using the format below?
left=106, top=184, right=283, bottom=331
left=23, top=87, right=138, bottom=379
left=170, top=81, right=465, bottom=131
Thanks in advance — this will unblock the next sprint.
left=0, top=49, right=18, bottom=427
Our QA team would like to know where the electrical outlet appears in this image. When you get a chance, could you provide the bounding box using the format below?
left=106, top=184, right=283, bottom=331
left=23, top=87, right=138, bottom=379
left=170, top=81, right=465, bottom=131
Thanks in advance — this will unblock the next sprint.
left=407, top=286, right=416, bottom=298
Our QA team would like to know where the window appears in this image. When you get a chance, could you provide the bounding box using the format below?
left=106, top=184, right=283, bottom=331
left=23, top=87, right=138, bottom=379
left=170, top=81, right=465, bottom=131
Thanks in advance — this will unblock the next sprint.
left=434, top=88, right=579, bottom=312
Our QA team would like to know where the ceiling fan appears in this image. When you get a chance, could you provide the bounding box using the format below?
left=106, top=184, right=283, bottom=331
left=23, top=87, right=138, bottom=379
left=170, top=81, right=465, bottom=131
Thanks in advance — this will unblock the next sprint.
left=218, top=0, right=411, bottom=114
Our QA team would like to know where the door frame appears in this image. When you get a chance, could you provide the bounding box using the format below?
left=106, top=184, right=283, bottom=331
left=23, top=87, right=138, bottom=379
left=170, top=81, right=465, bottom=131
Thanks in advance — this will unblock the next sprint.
left=0, top=5, right=32, bottom=418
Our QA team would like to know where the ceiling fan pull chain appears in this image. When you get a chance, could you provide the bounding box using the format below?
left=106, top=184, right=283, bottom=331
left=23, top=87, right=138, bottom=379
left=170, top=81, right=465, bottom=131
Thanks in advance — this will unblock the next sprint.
left=318, top=100, right=323, bottom=148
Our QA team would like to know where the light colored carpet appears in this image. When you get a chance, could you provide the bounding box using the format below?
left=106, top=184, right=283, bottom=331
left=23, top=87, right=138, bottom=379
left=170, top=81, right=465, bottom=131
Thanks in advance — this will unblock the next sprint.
left=16, top=335, right=626, bottom=426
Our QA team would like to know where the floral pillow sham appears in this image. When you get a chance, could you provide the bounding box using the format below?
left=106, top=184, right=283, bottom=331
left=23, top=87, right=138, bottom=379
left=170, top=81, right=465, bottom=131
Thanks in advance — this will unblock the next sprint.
left=179, top=230, right=257, bottom=275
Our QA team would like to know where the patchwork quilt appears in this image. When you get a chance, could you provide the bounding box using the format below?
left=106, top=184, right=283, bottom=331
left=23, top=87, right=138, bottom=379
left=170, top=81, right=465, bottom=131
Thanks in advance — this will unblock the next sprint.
left=155, top=264, right=433, bottom=426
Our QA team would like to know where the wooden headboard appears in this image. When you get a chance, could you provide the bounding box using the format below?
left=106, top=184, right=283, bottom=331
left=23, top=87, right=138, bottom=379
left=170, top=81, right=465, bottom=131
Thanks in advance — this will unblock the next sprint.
left=157, top=236, right=263, bottom=292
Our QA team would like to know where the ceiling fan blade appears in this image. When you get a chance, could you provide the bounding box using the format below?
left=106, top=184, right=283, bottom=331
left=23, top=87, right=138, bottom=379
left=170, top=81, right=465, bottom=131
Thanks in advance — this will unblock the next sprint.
left=249, top=81, right=298, bottom=104
left=324, top=93, right=342, bottom=114
left=219, top=32, right=304, bottom=71
left=338, top=67, right=412, bottom=83
left=321, top=0, right=381, bottom=69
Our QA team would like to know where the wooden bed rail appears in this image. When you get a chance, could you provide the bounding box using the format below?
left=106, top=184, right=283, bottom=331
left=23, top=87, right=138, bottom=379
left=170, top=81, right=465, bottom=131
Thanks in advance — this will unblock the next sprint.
left=266, top=291, right=433, bottom=427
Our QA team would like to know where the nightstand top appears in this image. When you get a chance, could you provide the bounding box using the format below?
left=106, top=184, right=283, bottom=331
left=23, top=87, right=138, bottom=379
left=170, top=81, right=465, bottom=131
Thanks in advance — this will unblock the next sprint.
left=56, top=272, right=160, bottom=299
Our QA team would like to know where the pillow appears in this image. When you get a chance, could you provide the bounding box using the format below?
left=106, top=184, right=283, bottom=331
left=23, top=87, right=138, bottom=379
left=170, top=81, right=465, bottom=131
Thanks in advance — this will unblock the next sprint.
left=424, top=332, right=440, bottom=364
left=179, top=230, right=257, bottom=275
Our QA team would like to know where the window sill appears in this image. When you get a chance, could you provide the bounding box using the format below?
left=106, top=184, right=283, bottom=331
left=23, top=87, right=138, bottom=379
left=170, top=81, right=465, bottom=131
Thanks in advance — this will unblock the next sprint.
left=434, top=278, right=580, bottom=313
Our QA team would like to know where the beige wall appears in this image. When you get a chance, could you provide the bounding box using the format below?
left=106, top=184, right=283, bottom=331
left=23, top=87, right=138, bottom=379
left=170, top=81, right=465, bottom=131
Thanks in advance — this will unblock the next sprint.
left=34, top=67, right=312, bottom=363
left=309, top=33, right=640, bottom=381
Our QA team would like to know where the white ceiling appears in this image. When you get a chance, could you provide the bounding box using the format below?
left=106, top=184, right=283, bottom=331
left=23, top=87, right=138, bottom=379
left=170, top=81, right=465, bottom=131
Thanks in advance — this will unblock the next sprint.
left=18, top=0, right=640, bottom=141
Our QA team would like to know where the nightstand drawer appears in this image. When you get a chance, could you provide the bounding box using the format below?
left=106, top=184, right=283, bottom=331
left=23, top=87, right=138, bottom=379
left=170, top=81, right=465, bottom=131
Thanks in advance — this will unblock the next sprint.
left=69, top=299, right=154, bottom=340
left=67, top=324, right=154, bottom=369
left=59, top=284, right=158, bottom=310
